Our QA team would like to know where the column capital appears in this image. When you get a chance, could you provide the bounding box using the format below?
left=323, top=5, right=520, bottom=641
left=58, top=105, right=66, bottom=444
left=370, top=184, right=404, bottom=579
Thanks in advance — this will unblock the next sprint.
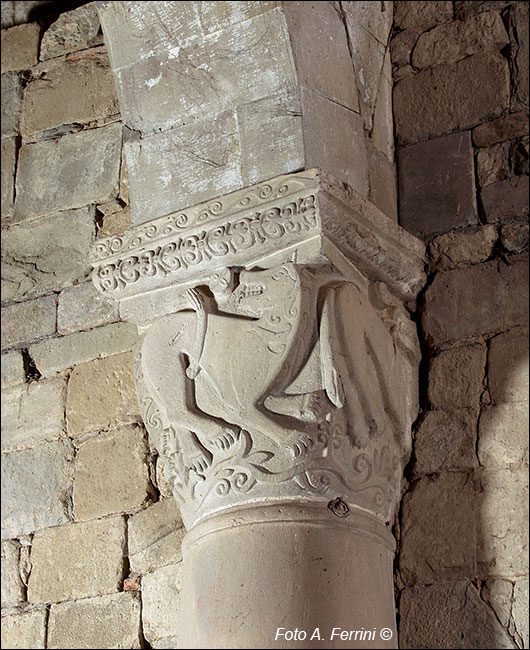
left=90, top=169, right=426, bottom=529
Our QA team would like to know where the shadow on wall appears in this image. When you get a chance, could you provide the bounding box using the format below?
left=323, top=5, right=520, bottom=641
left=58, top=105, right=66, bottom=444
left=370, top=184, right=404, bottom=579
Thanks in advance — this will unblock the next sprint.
left=396, top=264, right=529, bottom=649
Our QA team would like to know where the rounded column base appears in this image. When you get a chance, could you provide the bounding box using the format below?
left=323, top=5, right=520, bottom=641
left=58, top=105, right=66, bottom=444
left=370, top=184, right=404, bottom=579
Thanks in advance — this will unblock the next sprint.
left=177, top=502, right=397, bottom=649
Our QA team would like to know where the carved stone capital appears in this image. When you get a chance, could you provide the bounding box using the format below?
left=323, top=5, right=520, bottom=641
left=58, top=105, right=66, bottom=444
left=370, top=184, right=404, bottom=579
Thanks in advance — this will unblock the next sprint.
left=90, top=169, right=426, bottom=529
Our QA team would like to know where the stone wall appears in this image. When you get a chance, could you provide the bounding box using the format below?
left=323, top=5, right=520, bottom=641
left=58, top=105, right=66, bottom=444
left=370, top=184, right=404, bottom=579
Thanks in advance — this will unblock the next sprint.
left=391, top=2, right=529, bottom=648
left=1, top=3, right=184, bottom=648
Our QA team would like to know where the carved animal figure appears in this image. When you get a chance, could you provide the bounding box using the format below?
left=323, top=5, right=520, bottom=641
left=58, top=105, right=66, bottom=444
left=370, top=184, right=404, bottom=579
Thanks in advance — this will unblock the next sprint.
left=135, top=262, right=408, bottom=488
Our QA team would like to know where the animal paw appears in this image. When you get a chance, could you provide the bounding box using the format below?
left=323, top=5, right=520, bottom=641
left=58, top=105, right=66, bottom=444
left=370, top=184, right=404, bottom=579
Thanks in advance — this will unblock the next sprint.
left=301, top=391, right=334, bottom=421
left=188, top=452, right=211, bottom=475
left=213, top=428, right=238, bottom=452
left=289, top=433, right=315, bottom=457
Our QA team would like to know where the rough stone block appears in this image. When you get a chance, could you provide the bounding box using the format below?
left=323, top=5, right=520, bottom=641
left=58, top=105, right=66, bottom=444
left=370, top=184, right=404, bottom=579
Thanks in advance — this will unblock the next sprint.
left=28, top=516, right=126, bottom=603
left=238, top=89, right=303, bottom=186
left=428, top=344, right=486, bottom=409
left=1, top=207, right=95, bottom=302
left=285, top=2, right=358, bottom=112
left=14, top=123, right=121, bottom=220
left=1, top=349, right=25, bottom=388
left=398, top=131, right=478, bottom=238
left=399, top=473, right=476, bottom=585
left=344, top=16, right=386, bottom=131
left=1, top=294, right=56, bottom=349
left=48, top=592, right=141, bottom=649
left=400, top=581, right=516, bottom=649
left=66, top=351, right=139, bottom=436
left=477, top=467, right=529, bottom=577
left=429, top=225, right=498, bottom=270
left=482, top=578, right=514, bottom=627
left=370, top=50, right=394, bottom=162
left=128, top=498, right=184, bottom=574
left=301, top=86, right=369, bottom=198
left=99, top=205, right=130, bottom=236
left=114, top=9, right=296, bottom=136
left=513, top=579, right=529, bottom=649
left=0, top=610, right=47, bottom=649
left=12, top=1, right=54, bottom=25
left=1, top=72, right=23, bottom=138
left=342, top=1, right=393, bottom=46
left=1, top=540, right=24, bottom=607
left=367, top=143, right=398, bottom=221
left=40, top=2, right=103, bottom=60
left=1, top=440, right=74, bottom=540
left=510, top=2, right=529, bottom=111
left=477, top=142, right=509, bottom=187
left=141, top=563, right=182, bottom=644
left=489, top=326, right=529, bottom=403
left=126, top=111, right=241, bottom=226
left=481, top=175, right=529, bottom=223
left=473, top=110, right=529, bottom=147
left=478, top=402, right=529, bottom=467
left=422, top=256, right=529, bottom=347
left=512, top=135, right=529, bottom=175
left=1, top=22, right=39, bottom=73
left=412, top=11, right=509, bottom=70
left=21, top=53, right=119, bottom=136
left=1, top=377, right=66, bottom=452
left=501, top=221, right=529, bottom=254
left=394, top=1, right=453, bottom=32
left=1, top=136, right=17, bottom=217
left=390, top=29, right=418, bottom=69
left=413, top=408, right=479, bottom=477
left=29, top=322, right=138, bottom=376
left=454, top=2, right=515, bottom=19
left=98, top=0, right=202, bottom=70
left=1, top=2, right=14, bottom=28
left=394, top=53, right=510, bottom=145
left=57, top=281, right=118, bottom=334
left=198, top=1, right=280, bottom=35
left=73, top=425, right=151, bottom=521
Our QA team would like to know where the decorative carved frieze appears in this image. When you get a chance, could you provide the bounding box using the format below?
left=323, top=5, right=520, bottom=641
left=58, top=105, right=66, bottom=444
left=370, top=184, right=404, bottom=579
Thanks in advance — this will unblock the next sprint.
left=90, top=168, right=426, bottom=529
left=90, top=168, right=425, bottom=303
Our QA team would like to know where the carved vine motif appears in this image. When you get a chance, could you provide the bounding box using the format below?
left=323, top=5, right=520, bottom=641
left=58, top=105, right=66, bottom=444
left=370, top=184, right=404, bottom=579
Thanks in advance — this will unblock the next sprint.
left=93, top=194, right=317, bottom=292
left=90, top=175, right=316, bottom=262
left=135, top=262, right=413, bottom=523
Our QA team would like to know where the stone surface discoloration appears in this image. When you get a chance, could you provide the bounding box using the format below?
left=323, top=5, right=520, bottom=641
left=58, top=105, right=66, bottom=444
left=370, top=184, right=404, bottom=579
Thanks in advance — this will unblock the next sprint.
left=1, top=22, right=40, bottom=73
left=14, top=123, right=121, bottom=220
left=1, top=350, right=25, bottom=388
left=57, top=281, right=119, bottom=334
left=394, top=54, right=510, bottom=145
left=72, top=425, right=151, bottom=521
left=40, top=2, right=103, bottom=60
left=47, top=592, right=142, bottom=649
left=0, top=609, right=47, bottom=649
left=128, top=498, right=184, bottom=574
left=1, top=208, right=95, bottom=302
left=21, top=53, right=119, bottom=136
left=422, top=256, right=529, bottom=347
left=1, top=294, right=56, bottom=349
left=29, top=321, right=138, bottom=376
left=66, top=351, right=139, bottom=437
left=1, top=439, right=74, bottom=540
left=1, top=377, right=66, bottom=451
left=398, top=131, right=478, bottom=237
left=28, top=516, right=126, bottom=604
